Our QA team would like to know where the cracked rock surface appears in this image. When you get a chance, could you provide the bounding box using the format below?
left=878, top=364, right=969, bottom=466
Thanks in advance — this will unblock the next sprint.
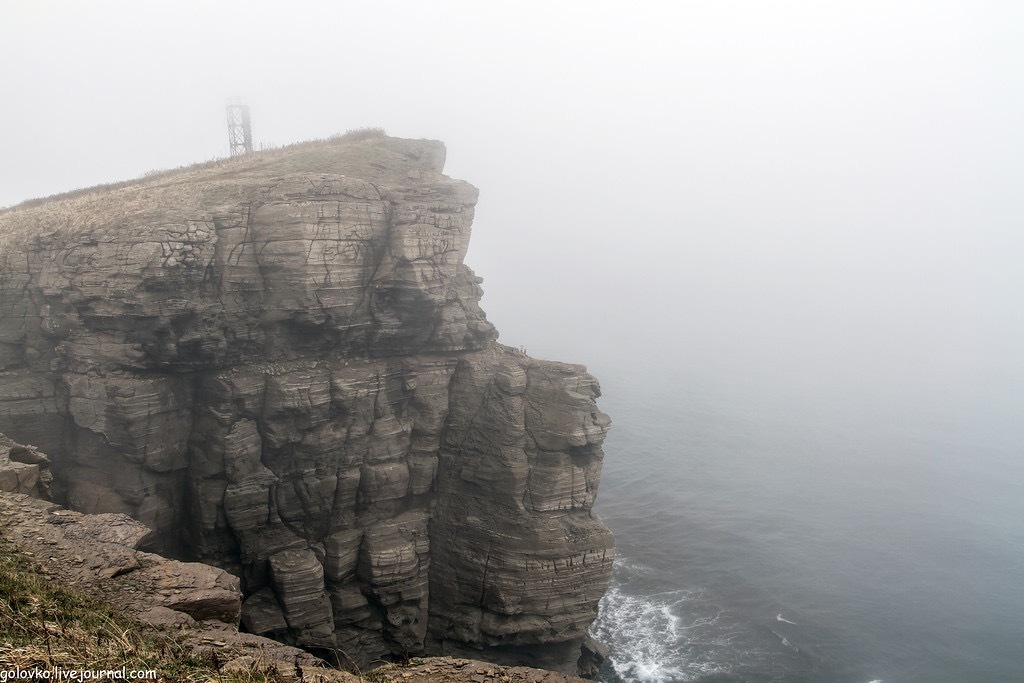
left=0, top=135, right=613, bottom=675
left=0, top=482, right=585, bottom=682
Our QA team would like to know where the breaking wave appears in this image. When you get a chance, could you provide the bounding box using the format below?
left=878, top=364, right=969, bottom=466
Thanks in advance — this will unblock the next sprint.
left=590, top=559, right=735, bottom=682
left=590, top=558, right=831, bottom=683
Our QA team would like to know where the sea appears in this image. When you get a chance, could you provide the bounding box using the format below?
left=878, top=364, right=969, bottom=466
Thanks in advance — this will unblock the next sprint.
left=585, top=358, right=1024, bottom=683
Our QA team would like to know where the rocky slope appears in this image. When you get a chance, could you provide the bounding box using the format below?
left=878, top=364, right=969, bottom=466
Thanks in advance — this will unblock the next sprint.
left=0, top=135, right=613, bottom=675
left=0, top=468, right=588, bottom=682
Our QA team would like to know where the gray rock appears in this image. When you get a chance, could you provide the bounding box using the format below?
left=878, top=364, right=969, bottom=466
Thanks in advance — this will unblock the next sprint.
left=269, top=548, right=334, bottom=634
left=136, top=605, right=198, bottom=630
left=0, top=432, right=51, bottom=499
left=324, top=528, right=362, bottom=582
left=0, top=136, right=613, bottom=674
left=0, top=486, right=239, bottom=625
left=241, top=586, right=289, bottom=635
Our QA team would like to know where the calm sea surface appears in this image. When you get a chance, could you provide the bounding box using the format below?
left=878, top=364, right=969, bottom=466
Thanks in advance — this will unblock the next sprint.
left=588, top=362, right=1024, bottom=683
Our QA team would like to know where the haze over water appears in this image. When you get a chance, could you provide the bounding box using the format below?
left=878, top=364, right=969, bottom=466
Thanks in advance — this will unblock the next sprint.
left=586, top=356, right=1024, bottom=682
left=505, top=223, right=1024, bottom=681
left=4, top=3, right=1022, bottom=681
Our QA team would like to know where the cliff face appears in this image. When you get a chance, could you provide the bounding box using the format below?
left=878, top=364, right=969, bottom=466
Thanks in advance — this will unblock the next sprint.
left=0, top=433, right=589, bottom=683
left=0, top=136, right=613, bottom=674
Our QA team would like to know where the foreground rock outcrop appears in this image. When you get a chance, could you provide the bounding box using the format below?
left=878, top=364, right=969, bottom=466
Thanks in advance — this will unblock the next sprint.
left=0, top=471, right=587, bottom=682
left=0, top=135, right=613, bottom=674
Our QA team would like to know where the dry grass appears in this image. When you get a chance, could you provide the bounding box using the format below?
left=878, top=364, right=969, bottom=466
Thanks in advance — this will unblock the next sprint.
left=0, top=536, right=294, bottom=682
left=0, top=128, right=389, bottom=218
left=0, top=127, right=450, bottom=254
left=329, top=128, right=387, bottom=143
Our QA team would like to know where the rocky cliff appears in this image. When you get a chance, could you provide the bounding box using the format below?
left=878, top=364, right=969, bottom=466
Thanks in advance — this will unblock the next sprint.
left=0, top=135, right=614, bottom=675
left=0, top=433, right=590, bottom=683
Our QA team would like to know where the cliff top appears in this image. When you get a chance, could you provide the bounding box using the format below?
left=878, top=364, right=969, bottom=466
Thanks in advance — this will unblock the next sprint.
left=0, top=130, right=451, bottom=246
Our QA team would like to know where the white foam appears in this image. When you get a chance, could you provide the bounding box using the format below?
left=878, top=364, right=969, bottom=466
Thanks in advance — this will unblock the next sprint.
left=590, top=565, right=732, bottom=683
left=591, top=584, right=691, bottom=682
left=770, top=627, right=800, bottom=653
left=776, top=613, right=798, bottom=625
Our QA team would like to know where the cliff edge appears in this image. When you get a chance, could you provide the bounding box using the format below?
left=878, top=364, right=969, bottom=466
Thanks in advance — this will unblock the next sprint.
left=0, top=134, right=614, bottom=675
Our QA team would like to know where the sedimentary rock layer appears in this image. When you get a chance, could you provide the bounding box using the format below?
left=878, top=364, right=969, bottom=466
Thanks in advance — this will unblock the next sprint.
left=0, top=470, right=589, bottom=682
left=0, top=135, right=613, bottom=674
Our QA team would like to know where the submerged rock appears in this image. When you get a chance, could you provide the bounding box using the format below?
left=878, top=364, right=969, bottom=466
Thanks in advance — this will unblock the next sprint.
left=0, top=135, right=614, bottom=674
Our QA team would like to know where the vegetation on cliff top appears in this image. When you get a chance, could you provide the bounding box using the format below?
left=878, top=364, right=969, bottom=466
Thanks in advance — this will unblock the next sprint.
left=0, top=127, right=389, bottom=217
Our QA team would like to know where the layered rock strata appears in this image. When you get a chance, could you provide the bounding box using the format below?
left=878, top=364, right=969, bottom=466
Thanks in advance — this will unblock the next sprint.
left=0, top=136, right=613, bottom=674
left=0, top=461, right=588, bottom=682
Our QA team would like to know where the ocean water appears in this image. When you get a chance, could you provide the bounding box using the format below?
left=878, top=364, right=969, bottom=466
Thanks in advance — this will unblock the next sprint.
left=587, top=362, right=1024, bottom=683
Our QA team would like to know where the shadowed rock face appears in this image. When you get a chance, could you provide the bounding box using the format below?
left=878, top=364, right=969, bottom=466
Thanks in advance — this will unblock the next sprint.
left=0, top=136, right=613, bottom=674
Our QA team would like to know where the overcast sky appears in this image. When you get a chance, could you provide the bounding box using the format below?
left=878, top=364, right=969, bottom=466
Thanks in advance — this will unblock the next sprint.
left=3, top=1, right=1022, bottom=411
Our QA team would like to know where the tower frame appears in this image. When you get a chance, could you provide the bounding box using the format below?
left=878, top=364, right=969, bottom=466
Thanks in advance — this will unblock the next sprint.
left=226, top=97, right=253, bottom=156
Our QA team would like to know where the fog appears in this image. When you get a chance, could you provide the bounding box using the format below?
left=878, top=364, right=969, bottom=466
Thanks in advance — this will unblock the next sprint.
left=3, top=0, right=1022, bottom=415
left=5, top=4, right=1024, bottom=679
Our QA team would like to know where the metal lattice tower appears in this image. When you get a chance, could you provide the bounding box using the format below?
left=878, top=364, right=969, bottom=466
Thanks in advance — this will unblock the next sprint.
left=226, top=96, right=253, bottom=156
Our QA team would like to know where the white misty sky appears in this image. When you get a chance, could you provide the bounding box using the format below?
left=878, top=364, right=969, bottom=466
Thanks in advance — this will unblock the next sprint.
left=2, top=0, right=1022, bottom=411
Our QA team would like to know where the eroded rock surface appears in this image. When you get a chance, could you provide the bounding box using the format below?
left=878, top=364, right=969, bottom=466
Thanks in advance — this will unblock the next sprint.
left=0, top=432, right=52, bottom=498
left=0, top=135, right=613, bottom=674
left=0, top=489, right=256, bottom=656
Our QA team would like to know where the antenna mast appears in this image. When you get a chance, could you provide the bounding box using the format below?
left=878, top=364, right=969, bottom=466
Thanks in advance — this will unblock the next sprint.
left=226, top=97, right=253, bottom=156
